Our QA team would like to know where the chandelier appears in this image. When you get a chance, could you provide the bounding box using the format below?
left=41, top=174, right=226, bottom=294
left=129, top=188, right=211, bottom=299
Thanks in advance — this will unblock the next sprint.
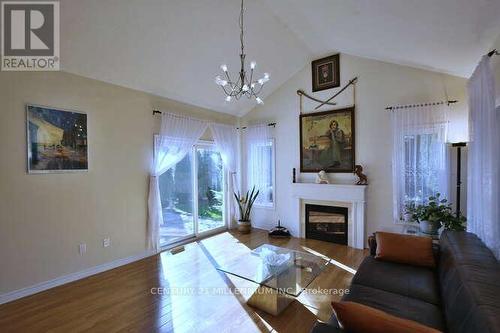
left=215, top=0, right=270, bottom=104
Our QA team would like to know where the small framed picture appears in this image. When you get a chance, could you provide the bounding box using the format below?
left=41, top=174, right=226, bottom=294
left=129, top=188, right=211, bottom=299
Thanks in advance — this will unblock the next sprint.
left=312, top=54, right=340, bottom=92
left=26, top=104, right=88, bottom=173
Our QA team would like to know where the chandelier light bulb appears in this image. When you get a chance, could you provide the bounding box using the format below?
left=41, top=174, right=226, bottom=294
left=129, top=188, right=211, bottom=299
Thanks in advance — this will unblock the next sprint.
left=242, top=84, right=249, bottom=91
left=220, top=64, right=228, bottom=72
left=256, top=97, right=263, bottom=104
left=225, top=96, right=232, bottom=102
left=259, top=73, right=270, bottom=84
left=215, top=76, right=228, bottom=86
left=251, top=83, right=255, bottom=88
left=250, top=61, right=256, bottom=69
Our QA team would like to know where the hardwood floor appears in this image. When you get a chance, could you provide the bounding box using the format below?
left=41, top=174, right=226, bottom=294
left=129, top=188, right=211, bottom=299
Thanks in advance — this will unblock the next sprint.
left=0, top=229, right=367, bottom=333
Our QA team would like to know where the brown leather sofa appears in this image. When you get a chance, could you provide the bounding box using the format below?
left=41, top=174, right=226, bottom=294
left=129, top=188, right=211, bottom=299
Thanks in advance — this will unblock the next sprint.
left=310, top=231, right=500, bottom=333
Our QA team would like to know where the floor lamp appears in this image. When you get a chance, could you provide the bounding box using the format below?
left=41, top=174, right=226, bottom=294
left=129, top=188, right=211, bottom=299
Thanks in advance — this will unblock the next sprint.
left=451, top=142, right=467, bottom=217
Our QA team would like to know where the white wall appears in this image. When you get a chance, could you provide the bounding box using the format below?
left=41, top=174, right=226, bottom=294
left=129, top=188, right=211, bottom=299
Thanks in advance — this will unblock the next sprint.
left=0, top=71, right=237, bottom=295
left=241, top=53, right=468, bottom=239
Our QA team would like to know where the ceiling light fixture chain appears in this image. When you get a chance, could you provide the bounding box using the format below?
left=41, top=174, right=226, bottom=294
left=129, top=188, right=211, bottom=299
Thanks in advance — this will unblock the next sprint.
left=215, top=0, right=269, bottom=104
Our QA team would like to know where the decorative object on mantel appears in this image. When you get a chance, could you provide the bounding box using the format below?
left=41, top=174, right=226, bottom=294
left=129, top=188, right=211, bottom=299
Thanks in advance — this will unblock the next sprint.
left=214, top=0, right=269, bottom=104
left=300, top=107, right=355, bottom=173
left=354, top=165, right=368, bottom=185
left=316, top=170, right=330, bottom=184
left=234, top=186, right=259, bottom=234
left=312, top=54, right=340, bottom=92
left=268, top=220, right=291, bottom=238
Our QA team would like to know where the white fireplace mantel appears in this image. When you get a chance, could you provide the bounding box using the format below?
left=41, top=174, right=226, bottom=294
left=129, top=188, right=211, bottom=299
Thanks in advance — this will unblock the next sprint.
left=291, top=182, right=367, bottom=249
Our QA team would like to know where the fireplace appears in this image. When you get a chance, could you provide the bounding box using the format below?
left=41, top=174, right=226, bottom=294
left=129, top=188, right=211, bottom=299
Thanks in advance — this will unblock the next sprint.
left=305, top=204, right=348, bottom=245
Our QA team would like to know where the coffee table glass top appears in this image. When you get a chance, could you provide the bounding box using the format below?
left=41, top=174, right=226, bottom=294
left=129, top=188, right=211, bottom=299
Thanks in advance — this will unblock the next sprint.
left=216, top=244, right=330, bottom=297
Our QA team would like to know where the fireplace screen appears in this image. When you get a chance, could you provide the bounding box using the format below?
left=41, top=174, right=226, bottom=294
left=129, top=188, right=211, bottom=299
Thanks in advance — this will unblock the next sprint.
left=305, top=204, right=348, bottom=245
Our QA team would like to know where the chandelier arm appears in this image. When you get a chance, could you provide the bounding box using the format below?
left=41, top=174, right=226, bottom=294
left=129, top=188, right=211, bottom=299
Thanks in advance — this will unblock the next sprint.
left=220, top=85, right=232, bottom=96
left=251, top=84, right=264, bottom=96
left=249, top=68, right=254, bottom=87
left=235, top=75, right=242, bottom=91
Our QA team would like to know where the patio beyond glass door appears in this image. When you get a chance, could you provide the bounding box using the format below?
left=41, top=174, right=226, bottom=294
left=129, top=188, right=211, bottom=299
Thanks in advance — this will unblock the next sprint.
left=196, top=146, right=225, bottom=234
left=158, top=153, right=195, bottom=246
left=158, top=143, right=225, bottom=247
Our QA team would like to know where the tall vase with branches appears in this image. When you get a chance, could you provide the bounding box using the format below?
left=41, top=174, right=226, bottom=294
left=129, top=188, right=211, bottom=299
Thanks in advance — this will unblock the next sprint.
left=234, top=186, right=259, bottom=233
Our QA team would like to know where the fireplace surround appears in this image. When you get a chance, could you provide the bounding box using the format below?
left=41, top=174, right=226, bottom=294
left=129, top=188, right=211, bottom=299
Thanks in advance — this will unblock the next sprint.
left=291, top=182, right=367, bottom=249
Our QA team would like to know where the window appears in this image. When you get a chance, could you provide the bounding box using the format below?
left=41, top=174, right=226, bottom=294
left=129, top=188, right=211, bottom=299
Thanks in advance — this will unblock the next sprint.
left=158, top=142, right=225, bottom=246
left=403, top=133, right=442, bottom=204
left=391, top=105, right=449, bottom=224
left=248, top=138, right=275, bottom=207
left=397, top=130, right=448, bottom=221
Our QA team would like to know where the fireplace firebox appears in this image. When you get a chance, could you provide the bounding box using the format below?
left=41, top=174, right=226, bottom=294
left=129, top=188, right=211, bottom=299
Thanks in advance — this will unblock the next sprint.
left=305, top=204, right=348, bottom=245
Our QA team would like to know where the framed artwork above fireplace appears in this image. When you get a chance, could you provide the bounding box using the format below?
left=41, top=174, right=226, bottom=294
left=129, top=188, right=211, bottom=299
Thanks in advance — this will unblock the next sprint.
left=300, top=107, right=355, bottom=173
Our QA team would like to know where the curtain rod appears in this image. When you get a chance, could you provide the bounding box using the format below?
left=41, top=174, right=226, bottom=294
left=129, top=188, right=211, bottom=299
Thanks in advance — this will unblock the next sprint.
left=238, top=123, right=276, bottom=130
left=386, top=100, right=458, bottom=111
left=487, top=49, right=499, bottom=57
left=152, top=109, right=275, bottom=130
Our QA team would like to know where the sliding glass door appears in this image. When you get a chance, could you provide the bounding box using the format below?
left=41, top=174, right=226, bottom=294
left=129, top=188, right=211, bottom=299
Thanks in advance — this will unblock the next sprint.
left=158, top=142, right=225, bottom=247
left=196, top=145, right=225, bottom=233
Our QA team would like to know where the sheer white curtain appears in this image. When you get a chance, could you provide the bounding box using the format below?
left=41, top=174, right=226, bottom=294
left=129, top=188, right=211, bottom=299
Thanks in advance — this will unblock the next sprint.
left=246, top=124, right=273, bottom=206
left=391, top=105, right=449, bottom=223
left=148, top=113, right=208, bottom=252
left=209, top=123, right=239, bottom=225
left=467, top=56, right=500, bottom=258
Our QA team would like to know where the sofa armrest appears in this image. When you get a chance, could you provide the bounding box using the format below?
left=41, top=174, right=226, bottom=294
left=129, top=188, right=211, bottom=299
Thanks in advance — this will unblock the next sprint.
left=310, top=322, right=344, bottom=333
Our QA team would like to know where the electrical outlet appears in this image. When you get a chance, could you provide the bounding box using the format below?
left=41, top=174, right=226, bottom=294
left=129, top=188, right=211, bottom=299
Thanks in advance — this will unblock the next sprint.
left=103, top=237, right=111, bottom=248
left=79, top=243, right=86, bottom=255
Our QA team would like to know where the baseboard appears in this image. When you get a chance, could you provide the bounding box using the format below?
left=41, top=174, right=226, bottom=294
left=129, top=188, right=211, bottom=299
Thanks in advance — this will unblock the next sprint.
left=0, top=249, right=156, bottom=305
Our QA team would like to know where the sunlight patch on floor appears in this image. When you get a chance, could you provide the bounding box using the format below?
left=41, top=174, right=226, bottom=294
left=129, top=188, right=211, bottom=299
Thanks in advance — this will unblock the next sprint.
left=301, top=246, right=357, bottom=275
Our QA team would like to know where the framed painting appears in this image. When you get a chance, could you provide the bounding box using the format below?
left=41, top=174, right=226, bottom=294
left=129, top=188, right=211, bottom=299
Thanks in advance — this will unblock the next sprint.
left=300, top=107, right=355, bottom=173
left=312, top=54, right=340, bottom=92
left=26, top=104, right=88, bottom=173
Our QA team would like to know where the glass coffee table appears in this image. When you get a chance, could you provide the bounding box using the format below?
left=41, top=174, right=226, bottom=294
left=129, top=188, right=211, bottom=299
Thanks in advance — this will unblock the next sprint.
left=216, top=244, right=330, bottom=315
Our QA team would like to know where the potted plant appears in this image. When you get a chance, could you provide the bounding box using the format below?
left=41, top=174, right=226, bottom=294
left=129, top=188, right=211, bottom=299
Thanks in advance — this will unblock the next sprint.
left=234, top=186, right=259, bottom=234
left=403, top=201, right=417, bottom=223
left=406, top=193, right=466, bottom=235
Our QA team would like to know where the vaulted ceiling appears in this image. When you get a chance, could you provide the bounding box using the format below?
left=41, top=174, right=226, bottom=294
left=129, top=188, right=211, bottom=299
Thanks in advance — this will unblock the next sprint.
left=60, top=0, right=500, bottom=116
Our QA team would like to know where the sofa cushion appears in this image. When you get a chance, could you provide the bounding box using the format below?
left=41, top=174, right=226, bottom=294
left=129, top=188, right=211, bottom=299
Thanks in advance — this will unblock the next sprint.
left=331, top=301, right=441, bottom=333
left=438, top=231, right=500, bottom=333
left=343, top=283, right=445, bottom=331
left=352, top=255, right=440, bottom=305
left=375, top=232, right=436, bottom=268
